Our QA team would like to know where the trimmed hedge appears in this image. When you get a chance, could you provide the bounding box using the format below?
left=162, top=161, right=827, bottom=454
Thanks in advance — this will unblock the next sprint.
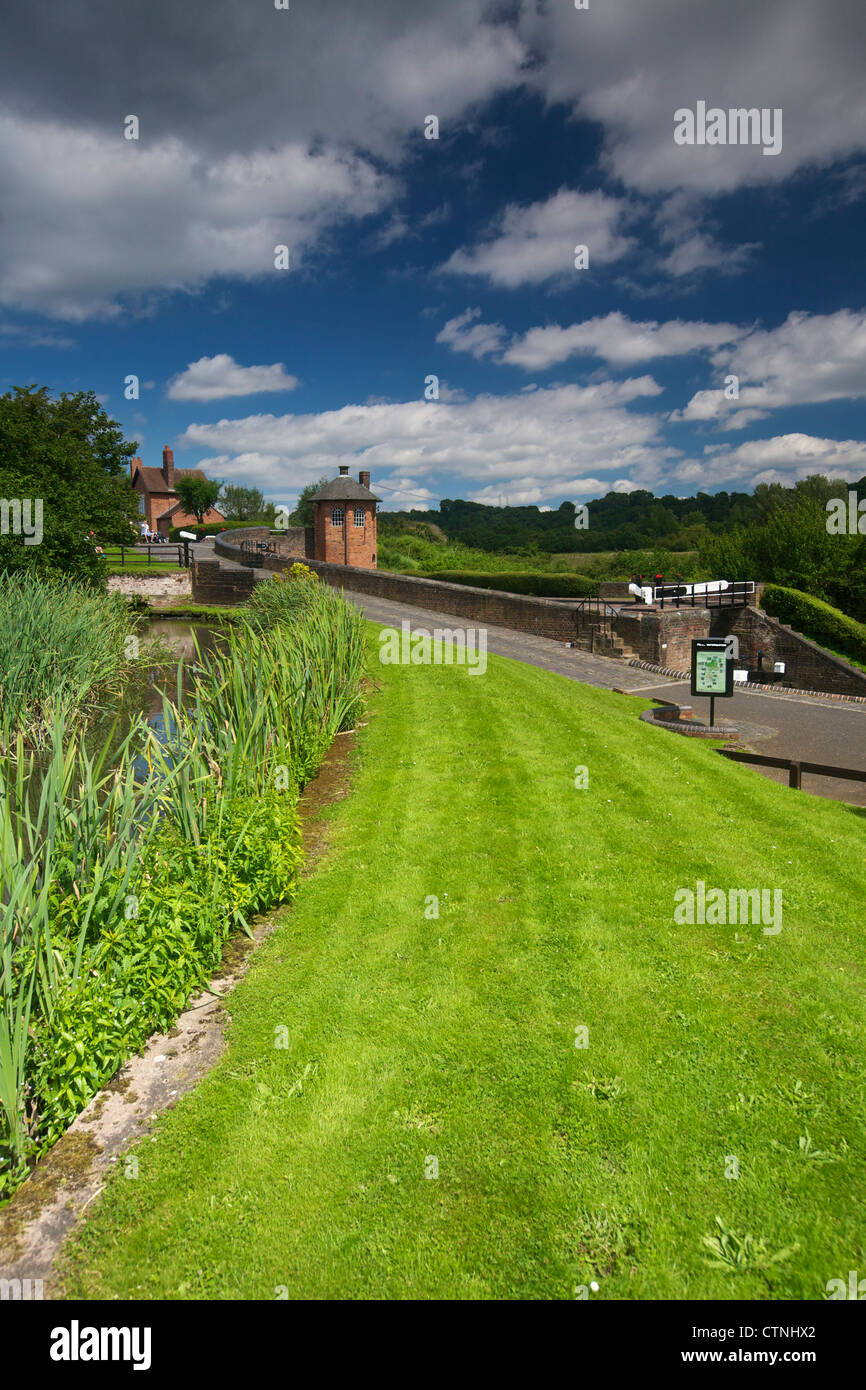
left=761, top=584, right=866, bottom=665
left=167, top=521, right=269, bottom=541
left=418, top=570, right=599, bottom=597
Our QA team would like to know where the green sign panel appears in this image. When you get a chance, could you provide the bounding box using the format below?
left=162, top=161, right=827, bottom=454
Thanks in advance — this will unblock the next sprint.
left=691, top=639, right=733, bottom=698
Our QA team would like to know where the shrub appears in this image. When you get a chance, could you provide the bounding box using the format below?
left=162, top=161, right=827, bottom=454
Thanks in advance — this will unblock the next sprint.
left=761, top=585, right=866, bottom=665
left=418, top=570, right=599, bottom=597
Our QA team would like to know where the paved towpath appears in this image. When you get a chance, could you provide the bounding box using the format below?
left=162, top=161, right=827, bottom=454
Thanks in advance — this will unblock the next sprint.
left=338, top=587, right=866, bottom=807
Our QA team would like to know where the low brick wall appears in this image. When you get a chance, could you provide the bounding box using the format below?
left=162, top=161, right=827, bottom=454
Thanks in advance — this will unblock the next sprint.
left=710, top=605, right=866, bottom=698
left=216, top=530, right=582, bottom=639
left=612, top=606, right=711, bottom=669
left=191, top=559, right=256, bottom=605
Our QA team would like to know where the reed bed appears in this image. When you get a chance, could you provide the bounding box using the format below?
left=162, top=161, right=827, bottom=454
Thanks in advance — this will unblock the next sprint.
left=0, top=573, right=137, bottom=753
left=0, top=576, right=366, bottom=1195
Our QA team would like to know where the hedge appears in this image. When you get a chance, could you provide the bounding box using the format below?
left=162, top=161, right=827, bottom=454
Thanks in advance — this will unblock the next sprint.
left=427, top=570, right=599, bottom=597
left=167, top=521, right=266, bottom=541
left=761, top=584, right=866, bottom=665
left=417, top=569, right=600, bottom=597
left=418, top=570, right=599, bottom=598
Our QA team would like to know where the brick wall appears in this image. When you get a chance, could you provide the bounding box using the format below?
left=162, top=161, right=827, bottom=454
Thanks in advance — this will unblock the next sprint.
left=215, top=529, right=582, bottom=639
left=710, top=606, right=866, bottom=697
left=314, top=500, right=377, bottom=568
left=273, top=526, right=315, bottom=559
left=611, top=606, right=710, bottom=667
left=191, top=559, right=255, bottom=605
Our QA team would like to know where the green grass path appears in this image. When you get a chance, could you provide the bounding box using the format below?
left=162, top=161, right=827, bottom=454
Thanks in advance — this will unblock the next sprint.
left=61, top=628, right=866, bottom=1299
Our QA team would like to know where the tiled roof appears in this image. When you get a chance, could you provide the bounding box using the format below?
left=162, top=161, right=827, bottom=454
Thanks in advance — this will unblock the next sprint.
left=313, top=477, right=381, bottom=502
left=133, top=465, right=211, bottom=494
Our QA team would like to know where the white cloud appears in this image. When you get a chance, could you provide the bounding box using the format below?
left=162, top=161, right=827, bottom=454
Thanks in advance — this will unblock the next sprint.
left=440, top=189, right=634, bottom=288
left=167, top=354, right=299, bottom=402
left=675, top=432, right=866, bottom=488
left=0, top=116, right=394, bottom=319
left=178, top=377, right=674, bottom=505
left=518, top=0, right=866, bottom=195
left=504, top=311, right=744, bottom=370
left=672, top=310, right=866, bottom=423
left=436, top=307, right=506, bottom=359
left=712, top=309, right=866, bottom=407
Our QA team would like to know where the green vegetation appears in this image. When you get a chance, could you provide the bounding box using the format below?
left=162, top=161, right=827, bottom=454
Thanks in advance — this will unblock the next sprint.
left=0, top=385, right=140, bottom=584
left=288, top=476, right=331, bottom=528
left=0, top=572, right=145, bottom=751
left=59, top=635, right=865, bottom=1299
left=378, top=528, right=565, bottom=575
left=219, top=485, right=277, bottom=526
left=384, top=473, right=866, bottom=557
left=420, top=570, right=599, bottom=597
left=761, top=585, right=866, bottom=666
left=379, top=526, right=705, bottom=586
left=174, top=474, right=222, bottom=525
left=700, top=494, right=866, bottom=621
left=0, top=576, right=365, bottom=1198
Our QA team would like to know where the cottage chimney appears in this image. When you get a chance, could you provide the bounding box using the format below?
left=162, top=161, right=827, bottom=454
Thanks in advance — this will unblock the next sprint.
left=162, top=446, right=175, bottom=488
left=359, top=470, right=371, bottom=489
left=338, top=465, right=349, bottom=476
left=130, top=456, right=142, bottom=478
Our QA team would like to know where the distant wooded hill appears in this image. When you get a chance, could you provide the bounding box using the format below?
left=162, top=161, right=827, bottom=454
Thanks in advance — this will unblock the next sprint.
left=380, top=475, right=866, bottom=555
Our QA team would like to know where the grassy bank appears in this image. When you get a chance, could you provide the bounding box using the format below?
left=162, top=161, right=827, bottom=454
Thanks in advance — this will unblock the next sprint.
left=59, top=630, right=865, bottom=1299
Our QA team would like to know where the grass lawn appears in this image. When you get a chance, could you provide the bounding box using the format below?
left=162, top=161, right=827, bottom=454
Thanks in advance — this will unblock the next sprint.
left=102, top=546, right=184, bottom=575
left=59, top=626, right=865, bottom=1300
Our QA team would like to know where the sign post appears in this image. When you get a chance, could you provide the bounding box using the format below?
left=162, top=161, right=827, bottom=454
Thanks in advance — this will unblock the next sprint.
left=690, top=637, right=734, bottom=728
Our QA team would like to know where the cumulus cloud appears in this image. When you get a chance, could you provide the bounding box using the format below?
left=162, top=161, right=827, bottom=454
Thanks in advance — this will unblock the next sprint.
left=440, top=189, right=634, bottom=288
left=675, top=432, right=866, bottom=488
left=517, top=0, right=866, bottom=195
left=436, top=307, right=507, bottom=359
left=504, top=311, right=744, bottom=370
left=0, top=116, right=394, bottom=319
left=167, top=354, right=298, bottom=402
left=178, top=377, right=674, bottom=505
left=672, top=310, right=866, bottom=423
left=0, top=1, right=526, bottom=164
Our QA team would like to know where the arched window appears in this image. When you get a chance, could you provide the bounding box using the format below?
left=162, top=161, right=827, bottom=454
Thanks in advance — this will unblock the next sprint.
left=330, top=506, right=344, bottom=527
left=353, top=507, right=365, bottom=527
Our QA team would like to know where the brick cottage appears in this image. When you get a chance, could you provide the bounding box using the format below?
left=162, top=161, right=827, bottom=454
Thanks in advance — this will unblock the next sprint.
left=130, top=447, right=225, bottom=537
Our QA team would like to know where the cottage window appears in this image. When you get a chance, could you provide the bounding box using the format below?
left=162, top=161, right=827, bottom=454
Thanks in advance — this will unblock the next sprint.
left=331, top=506, right=344, bottom=527
left=353, top=507, right=365, bottom=527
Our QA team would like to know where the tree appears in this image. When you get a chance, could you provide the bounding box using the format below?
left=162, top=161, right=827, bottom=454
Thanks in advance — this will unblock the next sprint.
left=220, top=483, right=267, bottom=522
left=289, top=476, right=330, bottom=527
left=175, top=474, right=222, bottom=525
left=0, top=384, right=139, bottom=585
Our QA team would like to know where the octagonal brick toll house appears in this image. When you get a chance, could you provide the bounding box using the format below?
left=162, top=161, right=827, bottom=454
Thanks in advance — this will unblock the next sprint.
left=312, top=467, right=381, bottom=569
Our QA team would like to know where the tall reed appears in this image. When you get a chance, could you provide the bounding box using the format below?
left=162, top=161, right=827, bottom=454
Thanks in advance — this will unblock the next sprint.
left=0, top=578, right=366, bottom=1191
left=0, top=572, right=138, bottom=753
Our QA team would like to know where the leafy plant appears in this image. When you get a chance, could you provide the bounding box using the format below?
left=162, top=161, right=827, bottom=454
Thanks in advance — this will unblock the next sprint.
left=701, top=1217, right=800, bottom=1272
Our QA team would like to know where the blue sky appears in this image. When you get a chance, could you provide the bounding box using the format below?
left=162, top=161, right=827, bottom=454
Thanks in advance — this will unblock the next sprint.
left=1, top=0, right=865, bottom=511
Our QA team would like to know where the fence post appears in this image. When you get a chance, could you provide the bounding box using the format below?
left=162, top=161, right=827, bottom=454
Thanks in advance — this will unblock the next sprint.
left=788, top=761, right=802, bottom=790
